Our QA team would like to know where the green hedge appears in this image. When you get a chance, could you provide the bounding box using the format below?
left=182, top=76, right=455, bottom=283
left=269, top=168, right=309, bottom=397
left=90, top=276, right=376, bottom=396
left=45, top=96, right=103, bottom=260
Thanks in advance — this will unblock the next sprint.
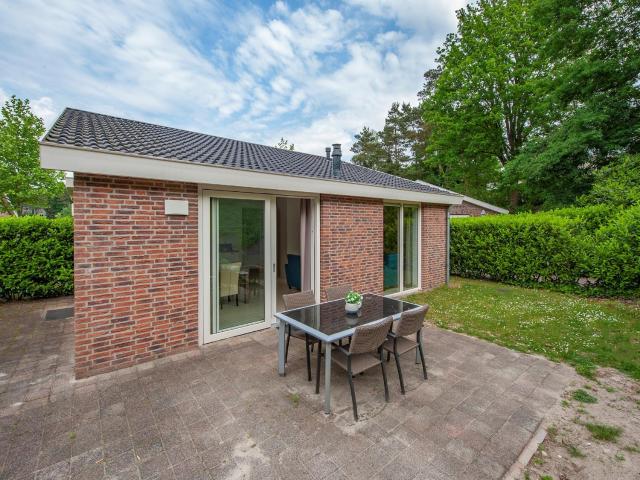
left=450, top=206, right=640, bottom=298
left=0, top=216, right=73, bottom=299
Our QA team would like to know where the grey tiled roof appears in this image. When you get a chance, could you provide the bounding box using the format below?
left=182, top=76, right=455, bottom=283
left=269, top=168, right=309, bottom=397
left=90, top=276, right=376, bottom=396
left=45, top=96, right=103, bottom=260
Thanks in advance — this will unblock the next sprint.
left=43, top=108, right=457, bottom=197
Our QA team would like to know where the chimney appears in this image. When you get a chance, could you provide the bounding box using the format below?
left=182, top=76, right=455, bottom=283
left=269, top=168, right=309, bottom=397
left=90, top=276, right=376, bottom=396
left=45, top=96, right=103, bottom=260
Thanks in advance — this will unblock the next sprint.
left=331, top=143, right=342, bottom=177
left=325, top=147, right=331, bottom=160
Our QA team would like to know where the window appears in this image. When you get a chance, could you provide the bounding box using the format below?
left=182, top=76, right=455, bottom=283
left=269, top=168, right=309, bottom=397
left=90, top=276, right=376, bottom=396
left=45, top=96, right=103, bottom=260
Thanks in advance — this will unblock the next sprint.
left=383, top=204, right=419, bottom=294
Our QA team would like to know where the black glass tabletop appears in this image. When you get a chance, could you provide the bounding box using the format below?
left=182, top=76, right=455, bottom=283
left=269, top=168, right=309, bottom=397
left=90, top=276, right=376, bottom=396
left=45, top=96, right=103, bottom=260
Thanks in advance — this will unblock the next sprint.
left=278, top=294, right=421, bottom=340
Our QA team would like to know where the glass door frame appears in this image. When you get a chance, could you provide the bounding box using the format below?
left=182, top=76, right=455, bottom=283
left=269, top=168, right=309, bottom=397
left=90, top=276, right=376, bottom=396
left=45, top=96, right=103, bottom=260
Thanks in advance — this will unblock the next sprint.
left=383, top=202, right=422, bottom=297
left=200, top=189, right=320, bottom=344
left=202, top=190, right=275, bottom=343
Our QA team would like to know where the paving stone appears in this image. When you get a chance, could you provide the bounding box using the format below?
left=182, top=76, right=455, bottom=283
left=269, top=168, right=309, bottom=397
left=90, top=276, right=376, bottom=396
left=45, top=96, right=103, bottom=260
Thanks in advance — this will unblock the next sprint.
left=138, top=451, right=170, bottom=479
left=0, top=298, right=579, bottom=480
left=33, top=459, right=69, bottom=480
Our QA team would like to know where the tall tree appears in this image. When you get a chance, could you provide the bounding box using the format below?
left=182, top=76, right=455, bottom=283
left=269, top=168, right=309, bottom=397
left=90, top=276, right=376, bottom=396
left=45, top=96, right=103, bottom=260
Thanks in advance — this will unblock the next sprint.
left=421, top=0, right=547, bottom=206
left=505, top=0, right=640, bottom=208
left=351, top=126, right=386, bottom=170
left=351, top=103, right=429, bottom=177
left=0, top=96, right=64, bottom=215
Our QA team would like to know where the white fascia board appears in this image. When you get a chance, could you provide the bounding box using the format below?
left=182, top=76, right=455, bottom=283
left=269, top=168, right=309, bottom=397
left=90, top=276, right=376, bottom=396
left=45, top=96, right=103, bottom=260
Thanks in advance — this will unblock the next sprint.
left=40, top=143, right=463, bottom=206
left=462, top=196, right=508, bottom=214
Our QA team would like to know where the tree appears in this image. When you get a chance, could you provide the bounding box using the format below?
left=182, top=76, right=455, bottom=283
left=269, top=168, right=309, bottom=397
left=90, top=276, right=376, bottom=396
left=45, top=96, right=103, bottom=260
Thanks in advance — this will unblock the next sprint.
left=420, top=0, right=548, bottom=207
left=275, top=137, right=294, bottom=150
left=579, top=155, right=640, bottom=207
left=351, top=126, right=386, bottom=170
left=351, top=103, right=429, bottom=178
left=0, top=96, right=64, bottom=215
left=505, top=0, right=640, bottom=208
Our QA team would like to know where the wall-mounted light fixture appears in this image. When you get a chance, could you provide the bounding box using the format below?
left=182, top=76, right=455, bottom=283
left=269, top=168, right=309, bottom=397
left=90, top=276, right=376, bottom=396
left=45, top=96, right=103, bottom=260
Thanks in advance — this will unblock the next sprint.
left=164, top=199, right=189, bottom=215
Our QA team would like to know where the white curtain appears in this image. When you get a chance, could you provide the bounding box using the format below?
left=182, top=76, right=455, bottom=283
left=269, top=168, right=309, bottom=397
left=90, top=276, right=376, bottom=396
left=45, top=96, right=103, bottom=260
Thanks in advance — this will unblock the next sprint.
left=299, top=199, right=313, bottom=291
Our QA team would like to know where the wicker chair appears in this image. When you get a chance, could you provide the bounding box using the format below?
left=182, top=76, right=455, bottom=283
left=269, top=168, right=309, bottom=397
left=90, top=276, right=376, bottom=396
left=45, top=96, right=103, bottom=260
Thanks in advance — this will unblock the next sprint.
left=382, top=305, right=429, bottom=394
left=325, top=284, right=353, bottom=301
left=328, top=317, right=393, bottom=421
left=282, top=290, right=318, bottom=382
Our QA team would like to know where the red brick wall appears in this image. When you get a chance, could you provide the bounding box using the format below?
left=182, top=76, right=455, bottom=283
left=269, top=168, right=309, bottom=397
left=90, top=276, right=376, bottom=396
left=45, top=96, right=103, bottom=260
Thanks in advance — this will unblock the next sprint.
left=73, top=174, right=199, bottom=378
left=319, top=195, right=383, bottom=299
left=421, top=204, right=449, bottom=290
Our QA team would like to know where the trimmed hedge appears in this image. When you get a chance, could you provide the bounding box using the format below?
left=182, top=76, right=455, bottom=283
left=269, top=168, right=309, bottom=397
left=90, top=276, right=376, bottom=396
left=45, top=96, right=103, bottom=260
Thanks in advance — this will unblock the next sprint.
left=450, top=206, right=640, bottom=298
left=0, top=216, right=73, bottom=299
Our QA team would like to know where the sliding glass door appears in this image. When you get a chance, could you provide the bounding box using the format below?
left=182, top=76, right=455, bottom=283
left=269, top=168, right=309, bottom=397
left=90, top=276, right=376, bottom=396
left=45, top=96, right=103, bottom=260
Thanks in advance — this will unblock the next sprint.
left=383, top=205, right=401, bottom=294
left=204, top=193, right=273, bottom=342
left=383, top=203, right=419, bottom=294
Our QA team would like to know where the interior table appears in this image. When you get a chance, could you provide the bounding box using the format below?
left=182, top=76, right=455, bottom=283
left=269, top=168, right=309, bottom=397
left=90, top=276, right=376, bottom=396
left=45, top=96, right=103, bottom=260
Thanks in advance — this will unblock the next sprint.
left=275, top=293, right=422, bottom=414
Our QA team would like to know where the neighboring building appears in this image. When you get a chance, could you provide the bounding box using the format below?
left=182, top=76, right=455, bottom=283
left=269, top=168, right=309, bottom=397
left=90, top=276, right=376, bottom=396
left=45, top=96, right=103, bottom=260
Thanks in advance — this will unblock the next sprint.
left=449, top=196, right=508, bottom=217
left=414, top=180, right=508, bottom=217
left=40, top=108, right=462, bottom=378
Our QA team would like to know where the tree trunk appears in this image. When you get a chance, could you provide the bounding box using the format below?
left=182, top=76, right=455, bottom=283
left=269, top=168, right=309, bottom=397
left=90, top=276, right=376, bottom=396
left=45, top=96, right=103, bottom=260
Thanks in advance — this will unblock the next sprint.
left=509, top=190, right=519, bottom=210
left=1, top=195, right=18, bottom=217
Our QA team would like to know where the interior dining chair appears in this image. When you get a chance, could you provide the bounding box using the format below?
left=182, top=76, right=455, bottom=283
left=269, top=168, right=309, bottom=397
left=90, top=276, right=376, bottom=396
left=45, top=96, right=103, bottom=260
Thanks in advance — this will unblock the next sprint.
left=324, top=284, right=353, bottom=301
left=282, top=290, right=318, bottom=382
left=383, top=305, right=429, bottom=394
left=326, top=317, right=393, bottom=421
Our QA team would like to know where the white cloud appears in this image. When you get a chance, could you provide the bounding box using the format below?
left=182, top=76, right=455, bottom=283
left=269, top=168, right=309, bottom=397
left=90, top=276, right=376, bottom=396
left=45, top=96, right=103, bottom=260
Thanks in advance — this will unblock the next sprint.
left=0, top=1, right=465, bottom=159
left=0, top=87, right=57, bottom=126
left=346, top=0, right=465, bottom=36
left=31, top=97, right=57, bottom=126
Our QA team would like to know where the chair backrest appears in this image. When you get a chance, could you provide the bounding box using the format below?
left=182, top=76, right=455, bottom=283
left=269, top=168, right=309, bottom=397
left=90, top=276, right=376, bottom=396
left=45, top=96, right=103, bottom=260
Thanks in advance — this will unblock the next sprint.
left=219, top=262, right=241, bottom=297
left=325, top=284, right=353, bottom=301
left=349, top=317, right=393, bottom=355
left=283, top=290, right=316, bottom=310
left=395, top=305, right=429, bottom=337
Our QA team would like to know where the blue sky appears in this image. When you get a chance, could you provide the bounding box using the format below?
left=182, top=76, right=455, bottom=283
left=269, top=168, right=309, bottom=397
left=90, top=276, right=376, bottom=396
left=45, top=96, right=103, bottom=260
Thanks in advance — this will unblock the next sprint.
left=0, top=0, right=464, bottom=159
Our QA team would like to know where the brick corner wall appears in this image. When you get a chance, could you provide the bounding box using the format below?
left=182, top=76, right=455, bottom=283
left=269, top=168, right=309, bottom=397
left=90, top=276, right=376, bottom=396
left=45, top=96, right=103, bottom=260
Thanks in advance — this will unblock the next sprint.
left=319, top=195, right=383, bottom=299
left=421, top=204, right=448, bottom=290
left=73, top=174, right=199, bottom=378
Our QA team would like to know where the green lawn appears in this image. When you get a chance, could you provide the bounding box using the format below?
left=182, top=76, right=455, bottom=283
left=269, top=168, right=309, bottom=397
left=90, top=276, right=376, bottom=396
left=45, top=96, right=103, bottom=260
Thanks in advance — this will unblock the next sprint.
left=407, top=278, right=640, bottom=380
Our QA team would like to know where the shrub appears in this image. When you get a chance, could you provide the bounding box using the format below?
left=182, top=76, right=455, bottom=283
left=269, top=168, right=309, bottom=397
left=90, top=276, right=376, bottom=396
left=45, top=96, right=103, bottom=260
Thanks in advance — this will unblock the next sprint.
left=450, top=205, right=640, bottom=297
left=450, top=213, right=585, bottom=290
left=591, top=206, right=640, bottom=297
left=0, top=216, right=73, bottom=299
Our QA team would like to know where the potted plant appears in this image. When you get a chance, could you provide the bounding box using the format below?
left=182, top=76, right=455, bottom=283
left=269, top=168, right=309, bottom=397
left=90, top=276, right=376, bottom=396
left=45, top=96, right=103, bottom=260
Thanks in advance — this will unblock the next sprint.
left=344, top=291, right=363, bottom=313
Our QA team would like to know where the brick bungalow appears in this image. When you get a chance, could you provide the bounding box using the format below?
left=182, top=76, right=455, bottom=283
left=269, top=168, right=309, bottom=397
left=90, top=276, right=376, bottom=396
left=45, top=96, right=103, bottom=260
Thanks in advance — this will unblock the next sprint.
left=40, top=108, right=462, bottom=378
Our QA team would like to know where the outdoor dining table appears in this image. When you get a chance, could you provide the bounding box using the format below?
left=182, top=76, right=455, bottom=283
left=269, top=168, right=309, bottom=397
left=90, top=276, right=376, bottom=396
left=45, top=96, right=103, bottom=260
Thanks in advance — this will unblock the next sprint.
left=275, top=293, right=422, bottom=414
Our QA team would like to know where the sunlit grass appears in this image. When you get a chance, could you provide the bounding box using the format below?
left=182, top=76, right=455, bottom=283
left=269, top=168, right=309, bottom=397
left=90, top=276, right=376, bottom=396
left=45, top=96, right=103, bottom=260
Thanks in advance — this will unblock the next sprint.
left=407, top=277, right=640, bottom=379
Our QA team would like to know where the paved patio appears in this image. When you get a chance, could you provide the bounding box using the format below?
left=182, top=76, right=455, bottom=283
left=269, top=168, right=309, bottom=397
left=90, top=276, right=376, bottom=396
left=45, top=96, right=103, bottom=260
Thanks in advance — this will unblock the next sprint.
left=0, top=298, right=576, bottom=480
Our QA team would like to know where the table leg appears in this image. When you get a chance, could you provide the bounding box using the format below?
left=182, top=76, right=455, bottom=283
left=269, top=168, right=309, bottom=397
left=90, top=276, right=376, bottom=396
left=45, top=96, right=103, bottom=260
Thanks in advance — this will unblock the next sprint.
left=278, top=319, right=286, bottom=376
left=324, top=341, right=332, bottom=414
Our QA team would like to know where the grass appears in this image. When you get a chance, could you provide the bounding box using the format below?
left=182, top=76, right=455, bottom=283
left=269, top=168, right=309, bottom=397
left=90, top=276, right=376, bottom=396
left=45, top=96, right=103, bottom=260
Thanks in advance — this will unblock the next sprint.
left=623, top=443, right=640, bottom=454
left=407, top=278, right=640, bottom=379
left=565, top=443, right=586, bottom=458
left=583, top=422, right=623, bottom=442
left=571, top=389, right=598, bottom=403
left=289, top=392, right=300, bottom=407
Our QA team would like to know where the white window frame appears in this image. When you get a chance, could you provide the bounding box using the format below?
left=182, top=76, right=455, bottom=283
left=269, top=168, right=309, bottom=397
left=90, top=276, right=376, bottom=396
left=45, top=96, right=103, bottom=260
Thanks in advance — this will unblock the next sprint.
left=383, top=202, right=422, bottom=297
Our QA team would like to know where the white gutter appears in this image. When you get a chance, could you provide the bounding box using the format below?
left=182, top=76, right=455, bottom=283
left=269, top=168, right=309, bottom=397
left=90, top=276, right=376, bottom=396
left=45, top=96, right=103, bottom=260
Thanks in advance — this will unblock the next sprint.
left=40, top=143, right=463, bottom=206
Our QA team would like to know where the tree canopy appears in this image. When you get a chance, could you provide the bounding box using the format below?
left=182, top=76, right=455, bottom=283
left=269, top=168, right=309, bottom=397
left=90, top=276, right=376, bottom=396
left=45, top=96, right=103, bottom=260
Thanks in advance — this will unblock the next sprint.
left=0, top=96, right=64, bottom=216
left=351, top=0, right=640, bottom=211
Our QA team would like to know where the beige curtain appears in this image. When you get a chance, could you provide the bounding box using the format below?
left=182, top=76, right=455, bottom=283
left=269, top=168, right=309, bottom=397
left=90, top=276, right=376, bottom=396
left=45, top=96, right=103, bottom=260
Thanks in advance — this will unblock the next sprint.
left=299, top=199, right=313, bottom=291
